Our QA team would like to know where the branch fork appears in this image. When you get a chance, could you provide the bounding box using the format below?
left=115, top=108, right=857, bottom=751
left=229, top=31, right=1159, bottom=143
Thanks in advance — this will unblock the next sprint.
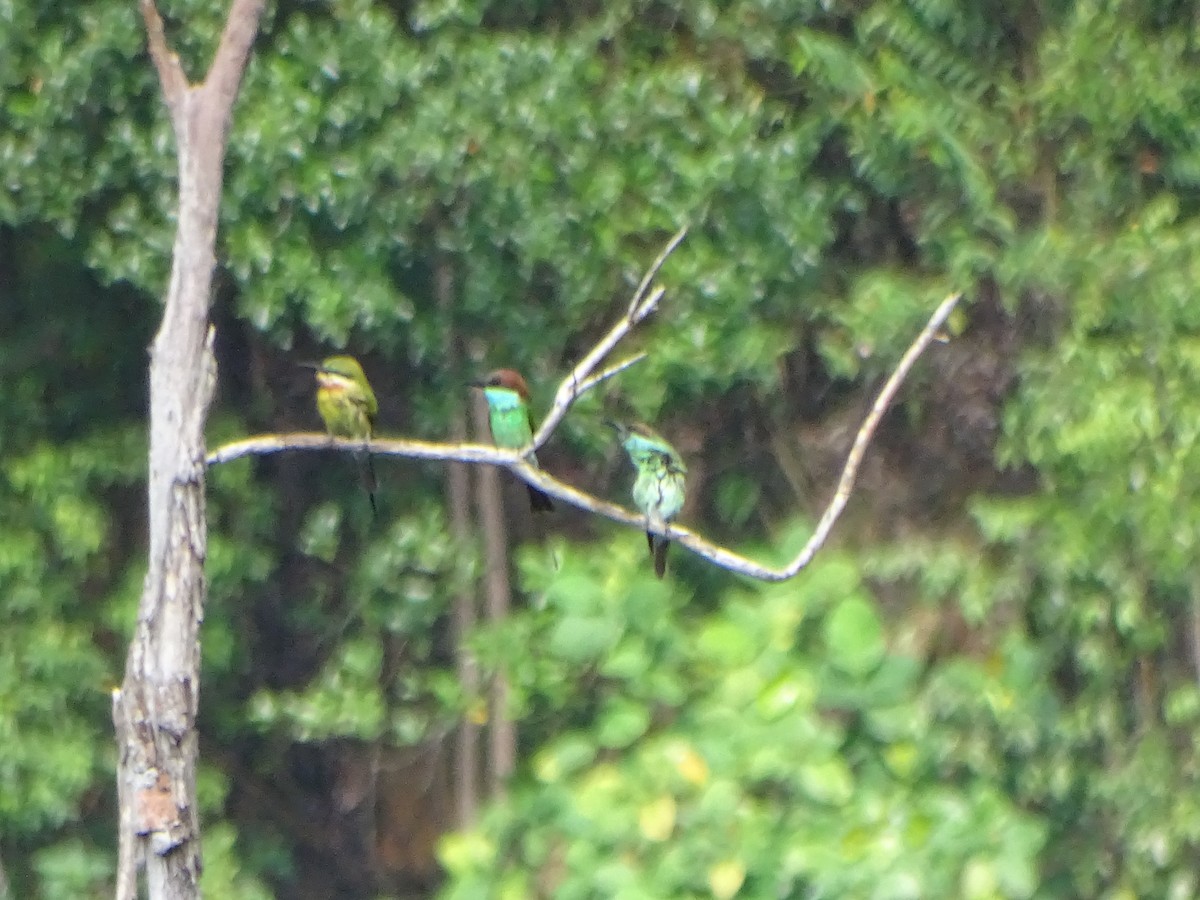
left=207, top=225, right=961, bottom=582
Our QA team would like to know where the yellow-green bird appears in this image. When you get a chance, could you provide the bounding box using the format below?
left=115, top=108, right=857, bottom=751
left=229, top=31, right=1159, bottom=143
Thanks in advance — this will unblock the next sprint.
left=301, top=355, right=379, bottom=516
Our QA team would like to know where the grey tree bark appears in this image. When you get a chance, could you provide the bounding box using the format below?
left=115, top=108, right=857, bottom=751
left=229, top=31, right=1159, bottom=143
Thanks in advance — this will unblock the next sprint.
left=111, top=2, right=265, bottom=897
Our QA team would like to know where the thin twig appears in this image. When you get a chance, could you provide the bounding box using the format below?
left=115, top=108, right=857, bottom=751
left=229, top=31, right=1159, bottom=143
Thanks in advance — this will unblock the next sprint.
left=627, top=226, right=690, bottom=317
left=206, top=292, right=961, bottom=582
left=574, top=353, right=647, bottom=396
left=113, top=689, right=137, bottom=900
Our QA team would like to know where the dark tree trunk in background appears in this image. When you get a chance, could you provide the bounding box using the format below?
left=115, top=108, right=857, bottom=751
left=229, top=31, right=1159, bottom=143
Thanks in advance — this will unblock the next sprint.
left=438, top=258, right=482, bottom=827
left=469, top=395, right=518, bottom=792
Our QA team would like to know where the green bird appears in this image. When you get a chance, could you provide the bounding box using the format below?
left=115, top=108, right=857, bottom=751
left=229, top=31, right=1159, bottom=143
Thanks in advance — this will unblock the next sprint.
left=610, top=421, right=686, bottom=578
left=300, top=355, right=379, bottom=516
left=471, top=369, right=554, bottom=512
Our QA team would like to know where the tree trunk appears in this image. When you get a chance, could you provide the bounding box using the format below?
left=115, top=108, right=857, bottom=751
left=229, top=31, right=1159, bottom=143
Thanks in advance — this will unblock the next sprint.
left=438, top=259, right=482, bottom=827
left=470, top=396, right=517, bottom=793
left=112, top=3, right=264, bottom=897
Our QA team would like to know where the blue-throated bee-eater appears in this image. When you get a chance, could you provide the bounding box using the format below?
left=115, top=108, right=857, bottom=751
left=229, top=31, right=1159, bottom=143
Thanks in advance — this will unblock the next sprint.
left=471, top=368, right=554, bottom=512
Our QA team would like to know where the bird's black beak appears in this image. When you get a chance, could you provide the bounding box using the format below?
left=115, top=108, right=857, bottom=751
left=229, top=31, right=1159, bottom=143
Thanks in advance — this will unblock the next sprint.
left=297, top=361, right=324, bottom=373
left=604, top=419, right=626, bottom=436
left=468, top=377, right=487, bottom=389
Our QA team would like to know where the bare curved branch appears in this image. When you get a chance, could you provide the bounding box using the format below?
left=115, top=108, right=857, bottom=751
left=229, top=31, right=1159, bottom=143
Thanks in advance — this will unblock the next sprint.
left=207, top=292, right=962, bottom=582
left=760, top=290, right=961, bottom=579
left=208, top=434, right=512, bottom=467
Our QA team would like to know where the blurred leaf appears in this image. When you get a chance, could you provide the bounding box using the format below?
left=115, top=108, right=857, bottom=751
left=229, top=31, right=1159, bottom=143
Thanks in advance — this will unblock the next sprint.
left=823, top=595, right=886, bottom=677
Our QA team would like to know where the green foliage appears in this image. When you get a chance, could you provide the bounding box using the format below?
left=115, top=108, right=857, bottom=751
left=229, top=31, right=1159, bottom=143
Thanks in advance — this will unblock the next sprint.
left=0, top=427, right=140, bottom=836
left=246, top=501, right=469, bottom=746
left=443, top=541, right=1044, bottom=899
left=190, top=767, right=280, bottom=899
left=970, top=193, right=1200, bottom=891
left=251, top=636, right=393, bottom=741
left=198, top=823, right=276, bottom=900
left=6, top=0, right=1200, bottom=894
left=822, top=594, right=886, bottom=677
left=31, top=840, right=112, bottom=899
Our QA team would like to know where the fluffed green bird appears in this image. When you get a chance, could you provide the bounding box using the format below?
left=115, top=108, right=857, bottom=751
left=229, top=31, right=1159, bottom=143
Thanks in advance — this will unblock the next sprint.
left=610, top=421, right=686, bottom=578
left=471, top=368, right=554, bottom=512
left=300, top=355, right=379, bottom=516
